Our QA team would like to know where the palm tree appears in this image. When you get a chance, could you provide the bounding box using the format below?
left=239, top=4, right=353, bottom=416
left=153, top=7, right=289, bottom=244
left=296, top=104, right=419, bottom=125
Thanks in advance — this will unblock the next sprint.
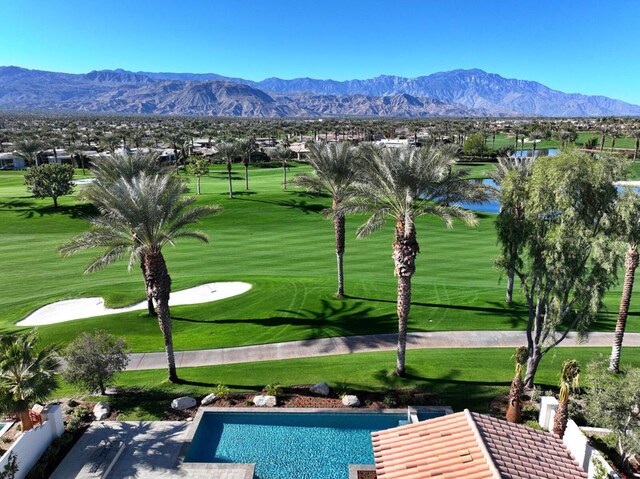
left=609, top=190, right=640, bottom=372
left=270, top=145, right=294, bottom=189
left=490, top=157, right=533, bottom=303
left=631, top=130, right=640, bottom=162
left=344, top=145, right=484, bottom=376
left=60, top=174, right=221, bottom=382
left=610, top=128, right=621, bottom=151
left=552, top=359, right=580, bottom=438
left=293, top=142, right=360, bottom=297
left=505, top=346, right=528, bottom=423
left=84, top=151, right=175, bottom=316
left=15, top=139, right=43, bottom=167
left=0, top=333, right=60, bottom=431
left=236, top=138, right=255, bottom=191
left=216, top=142, right=239, bottom=199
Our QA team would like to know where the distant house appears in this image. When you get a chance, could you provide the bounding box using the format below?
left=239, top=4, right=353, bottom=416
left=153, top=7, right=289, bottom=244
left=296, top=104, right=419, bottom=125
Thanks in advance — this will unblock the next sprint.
left=0, top=152, right=25, bottom=169
left=376, top=139, right=410, bottom=148
left=372, top=409, right=587, bottom=479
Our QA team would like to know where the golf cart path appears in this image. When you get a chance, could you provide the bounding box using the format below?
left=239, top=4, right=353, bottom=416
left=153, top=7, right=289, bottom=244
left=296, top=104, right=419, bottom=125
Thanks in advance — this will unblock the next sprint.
left=127, top=331, right=640, bottom=371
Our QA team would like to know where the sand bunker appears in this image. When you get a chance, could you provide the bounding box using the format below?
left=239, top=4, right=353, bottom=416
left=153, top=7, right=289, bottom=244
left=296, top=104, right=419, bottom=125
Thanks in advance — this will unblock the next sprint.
left=17, top=282, right=252, bottom=326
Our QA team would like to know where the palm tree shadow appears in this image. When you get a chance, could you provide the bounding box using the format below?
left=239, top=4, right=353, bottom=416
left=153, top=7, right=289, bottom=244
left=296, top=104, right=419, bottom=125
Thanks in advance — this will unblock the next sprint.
left=235, top=195, right=326, bottom=214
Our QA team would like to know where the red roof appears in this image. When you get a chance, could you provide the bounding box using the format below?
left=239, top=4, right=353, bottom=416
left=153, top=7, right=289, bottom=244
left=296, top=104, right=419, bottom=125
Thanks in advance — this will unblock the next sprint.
left=371, top=410, right=587, bottom=479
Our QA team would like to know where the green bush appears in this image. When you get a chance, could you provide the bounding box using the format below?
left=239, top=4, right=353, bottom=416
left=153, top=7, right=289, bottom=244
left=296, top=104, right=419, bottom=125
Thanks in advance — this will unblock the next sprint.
left=214, top=384, right=231, bottom=399
left=264, top=384, right=282, bottom=396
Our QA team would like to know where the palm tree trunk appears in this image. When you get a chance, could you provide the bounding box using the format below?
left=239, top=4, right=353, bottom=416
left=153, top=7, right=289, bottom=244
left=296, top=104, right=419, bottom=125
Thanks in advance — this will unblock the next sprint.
left=553, top=400, right=569, bottom=437
left=282, top=162, right=287, bottom=189
left=393, top=220, right=419, bottom=377
left=19, top=410, right=34, bottom=432
left=140, top=259, right=156, bottom=316
left=634, top=139, right=639, bottom=162
left=609, top=246, right=638, bottom=372
left=334, top=204, right=345, bottom=298
left=244, top=163, right=249, bottom=190
left=145, top=251, right=177, bottom=382
left=505, top=371, right=523, bottom=423
left=227, top=162, right=233, bottom=199
left=196, top=176, right=201, bottom=195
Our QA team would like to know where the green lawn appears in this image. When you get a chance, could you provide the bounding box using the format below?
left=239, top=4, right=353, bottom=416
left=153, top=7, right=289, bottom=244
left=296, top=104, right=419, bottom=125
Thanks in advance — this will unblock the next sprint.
left=0, top=163, right=638, bottom=355
left=60, top=346, right=640, bottom=418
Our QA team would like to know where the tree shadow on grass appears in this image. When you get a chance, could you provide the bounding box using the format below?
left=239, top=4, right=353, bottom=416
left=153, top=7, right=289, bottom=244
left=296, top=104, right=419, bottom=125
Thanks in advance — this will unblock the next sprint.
left=201, top=299, right=397, bottom=342
left=17, top=203, right=97, bottom=219
left=235, top=195, right=326, bottom=214
left=346, top=295, right=527, bottom=329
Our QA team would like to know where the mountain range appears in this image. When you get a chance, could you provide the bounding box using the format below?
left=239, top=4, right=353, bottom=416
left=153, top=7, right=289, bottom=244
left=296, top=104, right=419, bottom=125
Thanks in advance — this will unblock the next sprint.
left=1, top=66, right=638, bottom=118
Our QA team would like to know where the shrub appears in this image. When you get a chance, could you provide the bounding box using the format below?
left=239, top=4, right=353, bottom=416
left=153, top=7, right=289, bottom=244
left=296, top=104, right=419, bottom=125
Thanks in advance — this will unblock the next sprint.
left=264, top=384, right=282, bottom=396
left=214, top=384, right=231, bottom=399
left=382, top=394, right=397, bottom=408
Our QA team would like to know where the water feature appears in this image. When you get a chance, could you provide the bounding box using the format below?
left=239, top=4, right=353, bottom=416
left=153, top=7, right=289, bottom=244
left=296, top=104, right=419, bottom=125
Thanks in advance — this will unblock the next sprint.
left=513, top=148, right=559, bottom=158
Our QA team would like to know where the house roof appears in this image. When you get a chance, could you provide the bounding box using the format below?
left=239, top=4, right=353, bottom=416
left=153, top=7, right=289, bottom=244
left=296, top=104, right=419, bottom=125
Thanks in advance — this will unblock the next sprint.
left=371, top=410, right=587, bottom=479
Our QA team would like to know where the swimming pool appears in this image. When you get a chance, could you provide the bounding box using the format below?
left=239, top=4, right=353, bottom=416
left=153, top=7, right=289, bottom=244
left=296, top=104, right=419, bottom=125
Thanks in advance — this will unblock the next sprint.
left=185, top=409, right=446, bottom=479
left=0, top=421, right=13, bottom=437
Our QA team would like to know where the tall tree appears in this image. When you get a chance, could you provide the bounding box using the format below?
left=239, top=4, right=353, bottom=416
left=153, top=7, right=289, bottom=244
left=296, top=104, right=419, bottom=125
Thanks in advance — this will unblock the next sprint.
left=15, top=139, right=42, bottom=167
left=216, top=142, right=239, bottom=199
left=343, top=145, right=484, bottom=376
left=293, top=142, right=360, bottom=298
left=236, top=137, right=255, bottom=191
left=505, top=152, right=625, bottom=388
left=609, top=189, right=640, bottom=372
left=505, top=346, right=528, bottom=423
left=84, top=150, right=173, bottom=316
left=0, top=333, right=59, bottom=431
left=60, top=174, right=221, bottom=382
left=631, top=129, right=640, bottom=162
left=491, top=157, right=533, bottom=303
left=552, top=359, right=580, bottom=438
left=270, top=145, right=294, bottom=189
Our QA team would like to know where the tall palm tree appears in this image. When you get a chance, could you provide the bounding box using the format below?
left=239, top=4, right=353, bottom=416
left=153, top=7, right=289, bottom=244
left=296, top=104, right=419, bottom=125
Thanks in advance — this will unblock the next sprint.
left=84, top=151, right=175, bottom=316
left=236, top=138, right=255, bottom=191
left=216, top=142, right=239, bottom=199
left=505, top=346, right=528, bottom=423
left=293, top=142, right=360, bottom=298
left=552, top=359, right=580, bottom=438
left=0, top=333, right=60, bottom=431
left=344, top=145, right=484, bottom=376
left=610, top=128, right=621, bottom=151
left=270, top=145, right=294, bottom=189
left=609, top=189, right=640, bottom=372
left=490, top=157, right=533, bottom=303
left=60, top=174, right=221, bottom=382
left=15, top=139, right=43, bottom=167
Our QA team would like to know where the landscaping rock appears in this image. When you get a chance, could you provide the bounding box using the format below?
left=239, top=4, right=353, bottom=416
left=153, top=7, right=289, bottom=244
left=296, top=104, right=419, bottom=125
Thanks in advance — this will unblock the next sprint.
left=93, top=402, right=111, bottom=420
left=310, top=382, right=330, bottom=396
left=253, top=395, right=277, bottom=407
left=171, top=396, right=197, bottom=410
left=342, top=395, right=360, bottom=407
left=201, top=393, right=218, bottom=406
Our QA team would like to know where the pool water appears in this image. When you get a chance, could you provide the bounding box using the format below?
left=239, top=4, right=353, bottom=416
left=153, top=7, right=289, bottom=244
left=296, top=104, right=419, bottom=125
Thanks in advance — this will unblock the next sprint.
left=185, top=411, right=441, bottom=479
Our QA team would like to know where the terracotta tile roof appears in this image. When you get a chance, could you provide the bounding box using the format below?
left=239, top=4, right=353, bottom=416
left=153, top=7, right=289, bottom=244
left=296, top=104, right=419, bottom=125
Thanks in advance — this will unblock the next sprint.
left=371, top=410, right=587, bottom=479
left=469, top=412, right=587, bottom=479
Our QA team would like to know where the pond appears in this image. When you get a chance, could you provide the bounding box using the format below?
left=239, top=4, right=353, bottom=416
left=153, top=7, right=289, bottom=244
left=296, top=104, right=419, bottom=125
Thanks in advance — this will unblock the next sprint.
left=513, top=148, right=559, bottom=158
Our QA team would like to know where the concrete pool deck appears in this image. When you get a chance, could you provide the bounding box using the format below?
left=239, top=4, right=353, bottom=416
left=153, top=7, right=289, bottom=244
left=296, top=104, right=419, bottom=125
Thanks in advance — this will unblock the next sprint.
left=127, top=331, right=640, bottom=371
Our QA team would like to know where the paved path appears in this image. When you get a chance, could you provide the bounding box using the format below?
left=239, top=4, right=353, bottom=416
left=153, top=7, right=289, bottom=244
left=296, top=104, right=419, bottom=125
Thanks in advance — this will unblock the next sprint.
left=127, top=331, right=640, bottom=371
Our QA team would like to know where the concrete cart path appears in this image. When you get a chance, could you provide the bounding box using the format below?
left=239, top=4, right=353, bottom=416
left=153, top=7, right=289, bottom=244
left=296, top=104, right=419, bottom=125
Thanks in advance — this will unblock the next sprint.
left=127, top=331, right=640, bottom=371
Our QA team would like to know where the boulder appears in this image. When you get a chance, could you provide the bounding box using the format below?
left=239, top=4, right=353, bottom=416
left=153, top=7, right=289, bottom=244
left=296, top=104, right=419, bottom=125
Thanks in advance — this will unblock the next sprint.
left=310, top=382, right=330, bottom=396
left=93, top=402, right=111, bottom=420
left=171, top=396, right=197, bottom=410
left=201, top=393, right=218, bottom=406
left=342, top=395, right=360, bottom=407
left=253, top=395, right=277, bottom=407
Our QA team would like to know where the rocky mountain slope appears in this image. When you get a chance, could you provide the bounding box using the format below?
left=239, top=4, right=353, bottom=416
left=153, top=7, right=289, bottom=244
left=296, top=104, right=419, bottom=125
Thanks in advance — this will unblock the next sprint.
left=1, top=66, right=638, bottom=117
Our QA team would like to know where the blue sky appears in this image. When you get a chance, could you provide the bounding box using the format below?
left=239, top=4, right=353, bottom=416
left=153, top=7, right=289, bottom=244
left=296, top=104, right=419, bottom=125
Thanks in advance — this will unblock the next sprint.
left=2, top=0, right=640, bottom=104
